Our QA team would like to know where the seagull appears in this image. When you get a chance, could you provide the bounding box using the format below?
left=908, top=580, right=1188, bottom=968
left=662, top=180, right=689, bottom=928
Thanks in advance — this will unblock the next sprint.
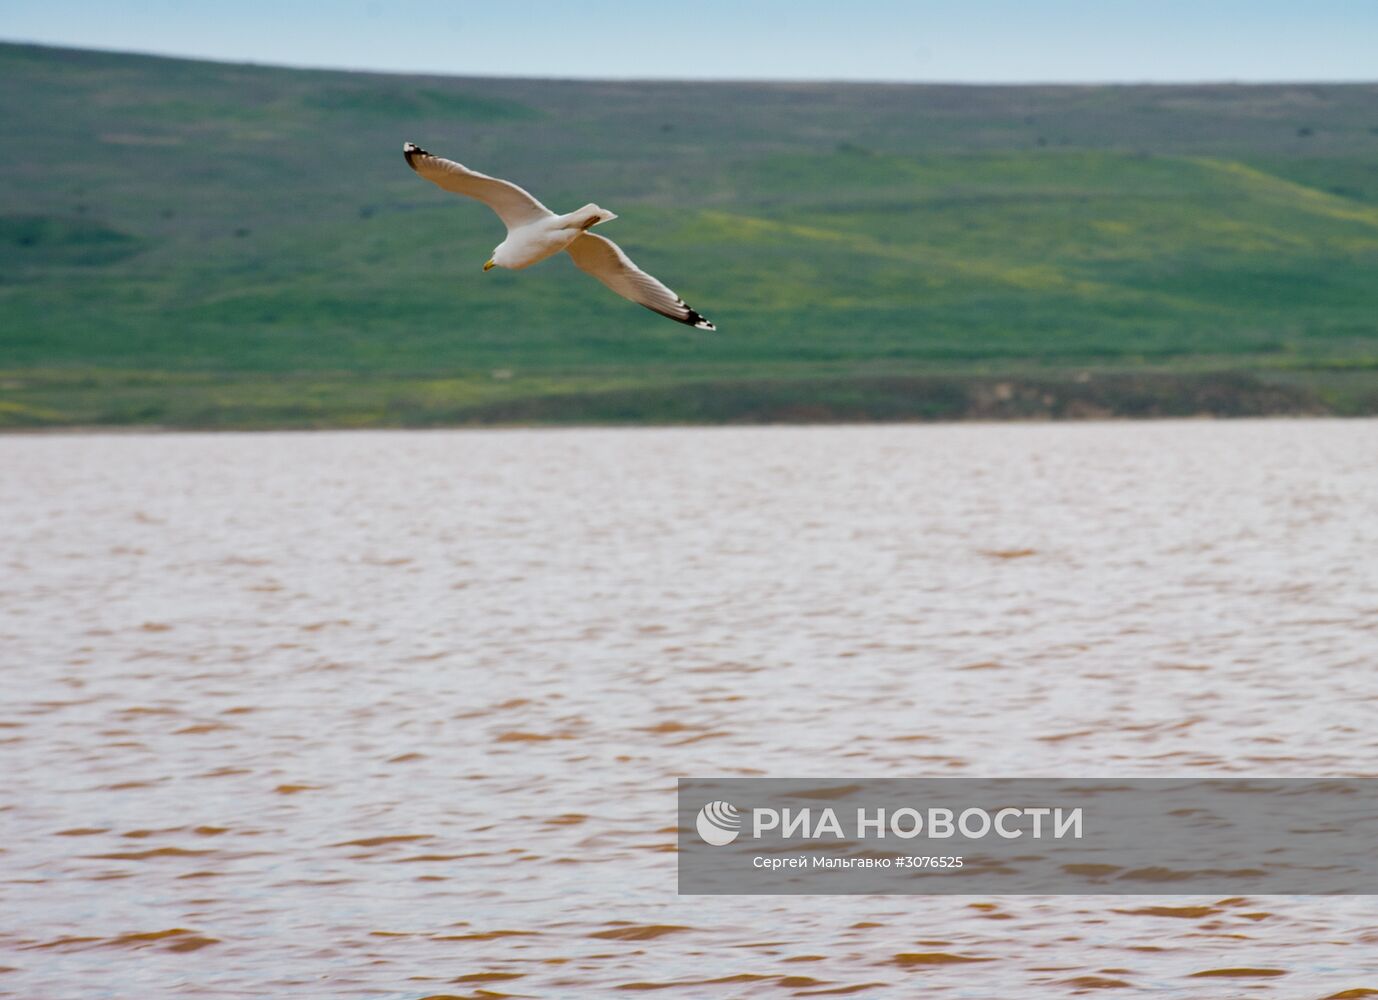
left=403, top=142, right=715, bottom=330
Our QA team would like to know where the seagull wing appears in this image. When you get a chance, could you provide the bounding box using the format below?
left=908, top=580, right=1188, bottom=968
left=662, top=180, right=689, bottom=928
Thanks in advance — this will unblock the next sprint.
left=566, top=233, right=715, bottom=330
left=403, top=142, right=552, bottom=230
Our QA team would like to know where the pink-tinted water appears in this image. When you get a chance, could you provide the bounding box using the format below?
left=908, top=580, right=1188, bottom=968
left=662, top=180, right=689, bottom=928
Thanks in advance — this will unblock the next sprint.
left=2, top=421, right=1376, bottom=998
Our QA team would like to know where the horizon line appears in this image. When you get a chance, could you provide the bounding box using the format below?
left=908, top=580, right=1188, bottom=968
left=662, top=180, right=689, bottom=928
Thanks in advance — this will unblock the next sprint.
left=6, top=37, right=1378, bottom=89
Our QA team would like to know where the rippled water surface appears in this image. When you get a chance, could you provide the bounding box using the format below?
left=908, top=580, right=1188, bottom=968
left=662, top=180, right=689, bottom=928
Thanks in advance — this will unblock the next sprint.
left=3, top=421, right=1378, bottom=998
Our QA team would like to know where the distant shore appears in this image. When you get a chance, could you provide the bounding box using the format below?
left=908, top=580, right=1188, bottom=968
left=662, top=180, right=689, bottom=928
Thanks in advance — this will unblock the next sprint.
left=2, top=367, right=1372, bottom=431
left=6, top=44, right=1378, bottom=437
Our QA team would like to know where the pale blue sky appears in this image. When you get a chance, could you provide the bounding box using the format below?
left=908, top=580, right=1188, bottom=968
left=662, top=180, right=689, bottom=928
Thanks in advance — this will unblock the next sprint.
left=3, top=0, right=1375, bottom=82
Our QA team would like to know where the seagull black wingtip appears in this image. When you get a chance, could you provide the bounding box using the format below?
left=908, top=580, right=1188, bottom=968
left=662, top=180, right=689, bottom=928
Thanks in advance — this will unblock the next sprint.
left=402, top=141, right=429, bottom=169
left=684, top=309, right=716, bottom=331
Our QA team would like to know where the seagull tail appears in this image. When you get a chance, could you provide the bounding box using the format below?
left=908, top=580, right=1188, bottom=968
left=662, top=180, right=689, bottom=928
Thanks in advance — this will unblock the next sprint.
left=562, top=204, right=618, bottom=231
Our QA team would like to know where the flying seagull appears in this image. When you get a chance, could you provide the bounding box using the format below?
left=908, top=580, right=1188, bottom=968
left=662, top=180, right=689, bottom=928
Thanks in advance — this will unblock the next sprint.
left=403, top=142, right=715, bottom=330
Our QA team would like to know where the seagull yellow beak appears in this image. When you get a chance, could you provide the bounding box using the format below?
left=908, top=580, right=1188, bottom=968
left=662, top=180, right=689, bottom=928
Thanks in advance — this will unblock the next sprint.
left=483, top=258, right=496, bottom=271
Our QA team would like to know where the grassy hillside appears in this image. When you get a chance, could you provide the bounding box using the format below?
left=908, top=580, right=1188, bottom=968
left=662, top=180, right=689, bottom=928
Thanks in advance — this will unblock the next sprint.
left=3, top=41, right=1378, bottom=427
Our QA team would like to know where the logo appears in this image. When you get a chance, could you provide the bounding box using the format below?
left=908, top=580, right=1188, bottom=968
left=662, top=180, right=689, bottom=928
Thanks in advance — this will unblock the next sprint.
left=696, top=800, right=742, bottom=846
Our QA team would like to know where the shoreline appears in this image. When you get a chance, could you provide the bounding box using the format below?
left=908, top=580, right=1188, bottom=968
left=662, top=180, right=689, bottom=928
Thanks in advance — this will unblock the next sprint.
left=5, top=414, right=1371, bottom=437
left=1, top=368, right=1373, bottom=432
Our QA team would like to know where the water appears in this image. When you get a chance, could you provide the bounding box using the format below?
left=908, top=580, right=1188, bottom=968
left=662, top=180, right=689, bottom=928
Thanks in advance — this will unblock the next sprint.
left=2, top=420, right=1377, bottom=998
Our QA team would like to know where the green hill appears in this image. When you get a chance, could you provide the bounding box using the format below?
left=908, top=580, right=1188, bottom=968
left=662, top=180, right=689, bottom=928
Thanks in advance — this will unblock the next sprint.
left=3, top=41, right=1377, bottom=427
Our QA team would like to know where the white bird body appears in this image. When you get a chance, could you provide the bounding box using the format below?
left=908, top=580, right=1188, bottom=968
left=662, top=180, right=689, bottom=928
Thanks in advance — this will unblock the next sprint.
left=403, top=142, right=714, bottom=329
left=493, top=204, right=618, bottom=270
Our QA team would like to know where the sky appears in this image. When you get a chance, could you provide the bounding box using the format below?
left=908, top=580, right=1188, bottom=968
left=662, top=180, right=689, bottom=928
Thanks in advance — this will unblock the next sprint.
left=3, top=0, right=1375, bottom=83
